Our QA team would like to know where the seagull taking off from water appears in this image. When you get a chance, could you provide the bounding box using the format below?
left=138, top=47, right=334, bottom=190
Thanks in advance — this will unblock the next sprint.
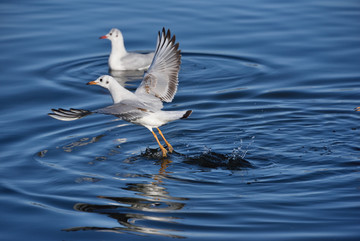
left=49, top=28, right=192, bottom=157
left=100, top=28, right=155, bottom=71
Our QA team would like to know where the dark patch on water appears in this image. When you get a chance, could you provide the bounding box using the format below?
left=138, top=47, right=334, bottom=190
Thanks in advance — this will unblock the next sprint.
left=184, top=150, right=252, bottom=170
left=140, top=147, right=252, bottom=170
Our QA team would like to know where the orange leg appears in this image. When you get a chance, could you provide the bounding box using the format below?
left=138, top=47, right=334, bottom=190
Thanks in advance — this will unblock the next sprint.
left=356, top=107, right=360, bottom=111
left=151, top=130, right=168, bottom=157
left=157, top=128, right=174, bottom=153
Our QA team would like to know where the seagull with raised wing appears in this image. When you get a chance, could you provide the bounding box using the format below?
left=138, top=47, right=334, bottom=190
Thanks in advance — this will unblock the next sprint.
left=50, top=28, right=192, bottom=157
left=100, top=28, right=155, bottom=71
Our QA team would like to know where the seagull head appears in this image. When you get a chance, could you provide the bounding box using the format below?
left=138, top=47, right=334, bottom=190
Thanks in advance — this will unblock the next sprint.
left=99, top=28, right=123, bottom=41
left=87, top=75, right=130, bottom=104
left=87, top=75, right=116, bottom=89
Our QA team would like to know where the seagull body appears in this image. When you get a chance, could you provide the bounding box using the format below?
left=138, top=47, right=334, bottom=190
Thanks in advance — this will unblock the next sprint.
left=50, top=28, right=191, bottom=157
left=100, top=28, right=155, bottom=71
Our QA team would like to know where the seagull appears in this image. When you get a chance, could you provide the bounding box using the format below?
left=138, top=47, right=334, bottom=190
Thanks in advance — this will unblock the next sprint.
left=100, top=28, right=155, bottom=71
left=49, top=28, right=192, bottom=157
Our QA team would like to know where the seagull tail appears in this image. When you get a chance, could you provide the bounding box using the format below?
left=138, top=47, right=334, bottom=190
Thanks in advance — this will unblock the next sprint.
left=181, top=110, right=192, bottom=119
left=160, top=110, right=192, bottom=123
left=48, top=108, right=92, bottom=121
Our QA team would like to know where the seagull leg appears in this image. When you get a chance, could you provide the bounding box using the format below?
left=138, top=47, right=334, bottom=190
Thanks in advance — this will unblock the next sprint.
left=151, top=130, right=168, bottom=157
left=157, top=128, right=174, bottom=153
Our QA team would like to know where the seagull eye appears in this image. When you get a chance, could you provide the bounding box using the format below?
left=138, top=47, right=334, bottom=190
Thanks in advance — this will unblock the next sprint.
left=109, top=33, right=112, bottom=36
left=100, top=78, right=103, bottom=82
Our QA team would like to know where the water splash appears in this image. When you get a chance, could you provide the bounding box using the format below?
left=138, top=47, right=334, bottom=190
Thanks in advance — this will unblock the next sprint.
left=187, top=136, right=255, bottom=170
left=233, top=136, right=256, bottom=159
left=137, top=146, right=252, bottom=170
left=185, top=149, right=252, bottom=170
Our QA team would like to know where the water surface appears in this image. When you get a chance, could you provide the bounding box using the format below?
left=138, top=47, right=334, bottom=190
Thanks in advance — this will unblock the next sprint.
left=1, top=0, right=360, bottom=240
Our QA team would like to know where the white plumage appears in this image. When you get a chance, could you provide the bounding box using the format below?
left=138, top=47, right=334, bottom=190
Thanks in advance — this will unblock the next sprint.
left=100, top=28, right=154, bottom=71
left=50, top=28, right=192, bottom=157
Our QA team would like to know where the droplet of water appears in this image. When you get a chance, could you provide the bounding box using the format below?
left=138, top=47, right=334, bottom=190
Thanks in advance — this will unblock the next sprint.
left=241, top=136, right=255, bottom=159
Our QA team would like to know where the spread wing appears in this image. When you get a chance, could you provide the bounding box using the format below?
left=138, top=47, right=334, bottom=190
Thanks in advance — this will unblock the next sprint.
left=135, top=28, right=181, bottom=103
left=94, top=100, right=150, bottom=121
left=48, top=100, right=151, bottom=122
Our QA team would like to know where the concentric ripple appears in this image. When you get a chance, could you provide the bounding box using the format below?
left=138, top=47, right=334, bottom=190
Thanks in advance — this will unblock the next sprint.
left=35, top=51, right=274, bottom=239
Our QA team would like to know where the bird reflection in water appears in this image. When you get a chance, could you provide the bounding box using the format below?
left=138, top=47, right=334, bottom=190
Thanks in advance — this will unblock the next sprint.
left=62, top=134, right=105, bottom=153
left=64, top=158, right=187, bottom=238
left=110, top=69, right=146, bottom=86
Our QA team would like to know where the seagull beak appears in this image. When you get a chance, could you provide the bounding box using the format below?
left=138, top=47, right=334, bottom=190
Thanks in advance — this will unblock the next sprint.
left=99, top=35, right=107, bottom=39
left=86, top=81, right=97, bottom=85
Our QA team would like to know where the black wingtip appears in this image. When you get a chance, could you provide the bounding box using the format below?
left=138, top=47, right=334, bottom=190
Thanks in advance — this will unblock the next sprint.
left=160, top=27, right=172, bottom=39
left=181, top=110, right=192, bottom=119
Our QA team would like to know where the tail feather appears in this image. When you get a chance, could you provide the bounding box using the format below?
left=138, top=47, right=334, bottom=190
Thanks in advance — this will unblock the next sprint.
left=48, top=108, right=92, bottom=121
left=161, top=110, right=192, bottom=123
left=181, top=110, right=192, bottom=119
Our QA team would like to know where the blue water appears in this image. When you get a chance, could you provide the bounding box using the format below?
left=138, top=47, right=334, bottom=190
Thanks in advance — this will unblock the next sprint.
left=1, top=0, right=360, bottom=240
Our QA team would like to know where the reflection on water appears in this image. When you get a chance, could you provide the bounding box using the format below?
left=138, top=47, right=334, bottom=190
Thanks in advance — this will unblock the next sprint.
left=65, top=159, right=187, bottom=238
left=37, top=134, right=106, bottom=158
left=61, top=146, right=253, bottom=238
left=62, top=135, right=105, bottom=153
left=110, top=69, right=146, bottom=86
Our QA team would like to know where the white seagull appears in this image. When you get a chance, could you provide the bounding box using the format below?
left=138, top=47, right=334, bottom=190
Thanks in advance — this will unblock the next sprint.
left=100, top=28, right=155, bottom=71
left=49, top=28, right=192, bottom=157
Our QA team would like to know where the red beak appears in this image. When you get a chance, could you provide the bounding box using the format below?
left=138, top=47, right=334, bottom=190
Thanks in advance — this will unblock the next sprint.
left=99, top=35, right=107, bottom=39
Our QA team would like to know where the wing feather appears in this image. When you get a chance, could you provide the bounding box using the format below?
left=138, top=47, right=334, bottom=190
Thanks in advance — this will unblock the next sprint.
left=135, top=28, right=181, bottom=103
left=48, top=108, right=92, bottom=121
left=49, top=100, right=151, bottom=122
left=93, top=101, right=149, bottom=121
